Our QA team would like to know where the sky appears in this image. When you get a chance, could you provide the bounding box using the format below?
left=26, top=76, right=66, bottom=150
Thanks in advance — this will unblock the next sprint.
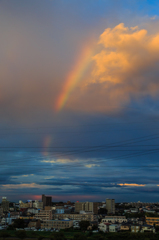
left=1, top=0, right=159, bottom=203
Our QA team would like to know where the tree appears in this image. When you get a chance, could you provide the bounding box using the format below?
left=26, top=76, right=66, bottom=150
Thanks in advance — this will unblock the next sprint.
left=7, top=225, right=14, bottom=230
left=51, top=232, right=66, bottom=240
left=0, top=231, right=10, bottom=239
left=73, top=233, right=87, bottom=240
left=15, top=230, right=27, bottom=239
left=13, top=219, right=25, bottom=228
left=98, top=208, right=107, bottom=214
left=79, top=221, right=90, bottom=231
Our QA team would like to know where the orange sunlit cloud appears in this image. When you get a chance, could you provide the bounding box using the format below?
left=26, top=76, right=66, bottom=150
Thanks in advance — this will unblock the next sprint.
left=66, top=23, right=159, bottom=112
left=118, top=183, right=145, bottom=187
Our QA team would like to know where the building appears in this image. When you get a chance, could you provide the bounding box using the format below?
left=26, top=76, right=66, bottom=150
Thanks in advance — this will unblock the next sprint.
left=19, top=201, right=30, bottom=208
left=109, top=224, right=120, bottom=232
left=131, top=224, right=141, bottom=233
left=56, top=209, right=64, bottom=214
left=1, top=197, right=9, bottom=212
left=20, top=216, right=34, bottom=220
left=52, top=213, right=97, bottom=221
left=145, top=216, right=159, bottom=226
left=33, top=200, right=43, bottom=209
left=141, top=224, right=155, bottom=233
left=75, top=202, right=98, bottom=214
left=101, top=216, right=127, bottom=224
left=27, top=208, right=39, bottom=214
left=35, top=210, right=52, bottom=221
left=130, top=208, right=138, bottom=213
left=44, top=206, right=52, bottom=211
left=0, top=208, right=3, bottom=216
left=28, top=219, right=41, bottom=229
left=42, top=194, right=52, bottom=208
left=41, top=219, right=73, bottom=230
left=120, top=223, right=130, bottom=231
left=98, top=222, right=110, bottom=232
left=106, top=199, right=115, bottom=214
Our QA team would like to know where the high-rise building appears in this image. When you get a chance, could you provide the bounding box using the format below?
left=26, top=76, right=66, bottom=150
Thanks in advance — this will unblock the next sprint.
left=42, top=194, right=52, bottom=208
left=1, top=197, right=9, bottom=212
left=75, top=202, right=98, bottom=214
left=106, top=198, right=115, bottom=214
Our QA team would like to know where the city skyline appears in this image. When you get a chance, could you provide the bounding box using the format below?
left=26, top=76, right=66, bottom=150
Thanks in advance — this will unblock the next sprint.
left=1, top=0, right=159, bottom=202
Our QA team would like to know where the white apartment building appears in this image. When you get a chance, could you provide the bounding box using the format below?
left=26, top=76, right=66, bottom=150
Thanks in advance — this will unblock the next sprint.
left=101, top=216, right=127, bottom=224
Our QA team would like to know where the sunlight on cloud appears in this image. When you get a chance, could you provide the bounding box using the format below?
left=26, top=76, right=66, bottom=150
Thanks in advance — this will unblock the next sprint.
left=118, top=183, right=145, bottom=187
left=85, top=164, right=100, bottom=168
left=92, top=23, right=159, bottom=85
left=41, top=159, right=79, bottom=164
left=1, top=183, right=60, bottom=189
left=11, top=174, right=34, bottom=178
left=2, top=183, right=42, bottom=189
left=68, top=22, right=159, bottom=112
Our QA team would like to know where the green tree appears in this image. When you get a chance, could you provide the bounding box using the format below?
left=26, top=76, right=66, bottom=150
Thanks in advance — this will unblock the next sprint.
left=79, top=221, right=90, bottom=231
left=0, top=231, right=10, bottom=239
left=38, top=236, right=43, bottom=240
left=13, top=219, right=25, bottom=228
left=73, top=233, right=87, bottom=240
left=15, top=230, right=27, bottom=239
left=51, top=232, right=66, bottom=240
left=7, top=225, right=15, bottom=230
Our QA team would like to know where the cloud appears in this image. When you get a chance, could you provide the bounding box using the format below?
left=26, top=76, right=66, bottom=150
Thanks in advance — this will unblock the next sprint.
left=44, top=176, right=55, bottom=180
left=118, top=183, right=145, bottom=187
left=151, top=16, right=157, bottom=20
left=11, top=174, right=34, bottom=178
left=85, top=164, right=100, bottom=168
left=1, top=183, right=61, bottom=190
left=41, top=159, right=79, bottom=164
left=66, top=22, right=159, bottom=112
left=1, top=183, right=42, bottom=189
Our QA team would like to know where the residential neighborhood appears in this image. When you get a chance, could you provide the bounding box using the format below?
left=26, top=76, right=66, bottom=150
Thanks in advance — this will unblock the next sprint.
left=1, top=195, right=159, bottom=238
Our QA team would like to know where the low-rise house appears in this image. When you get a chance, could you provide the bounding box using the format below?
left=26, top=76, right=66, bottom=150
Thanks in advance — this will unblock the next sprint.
left=130, top=208, right=138, bottom=213
left=87, top=221, right=98, bottom=231
left=41, top=219, right=73, bottom=230
left=141, top=224, right=155, bottom=233
left=120, top=223, right=130, bottom=231
left=98, top=222, right=110, bottom=232
left=131, top=224, right=141, bottom=233
left=143, top=208, right=156, bottom=213
left=127, top=218, right=139, bottom=224
left=109, top=224, right=120, bottom=232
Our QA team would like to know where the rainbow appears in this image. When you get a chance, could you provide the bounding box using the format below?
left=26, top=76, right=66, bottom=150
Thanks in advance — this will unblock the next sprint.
left=43, top=135, right=52, bottom=157
left=55, top=43, right=94, bottom=112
